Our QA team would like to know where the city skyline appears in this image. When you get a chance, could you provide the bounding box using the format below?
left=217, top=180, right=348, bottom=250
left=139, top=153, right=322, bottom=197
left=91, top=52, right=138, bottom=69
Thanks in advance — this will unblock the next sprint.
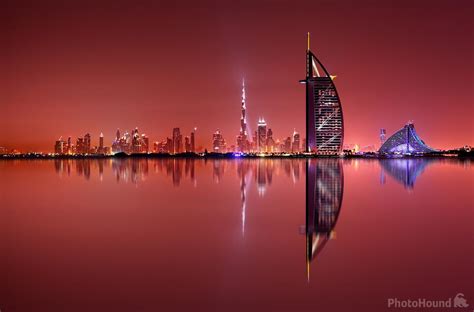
left=2, top=0, right=473, bottom=152
left=1, top=2, right=472, bottom=311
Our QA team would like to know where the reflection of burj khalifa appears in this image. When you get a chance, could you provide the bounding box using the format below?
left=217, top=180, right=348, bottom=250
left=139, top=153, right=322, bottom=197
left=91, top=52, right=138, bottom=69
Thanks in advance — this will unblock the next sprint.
left=304, top=159, right=344, bottom=281
left=237, top=160, right=252, bottom=236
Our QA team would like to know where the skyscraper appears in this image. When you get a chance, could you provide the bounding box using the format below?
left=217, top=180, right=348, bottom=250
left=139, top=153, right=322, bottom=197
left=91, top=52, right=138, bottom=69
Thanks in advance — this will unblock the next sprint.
left=132, top=127, right=141, bottom=153
left=98, top=132, right=104, bottom=154
left=172, top=128, right=182, bottom=154
left=266, top=128, right=275, bottom=152
left=237, top=79, right=249, bottom=152
left=212, top=129, right=226, bottom=152
left=284, top=137, right=292, bottom=153
left=292, top=130, right=300, bottom=153
left=184, top=136, right=191, bottom=152
left=67, top=136, right=72, bottom=154
left=142, top=134, right=149, bottom=153
left=301, top=33, right=344, bottom=155
left=190, top=129, right=196, bottom=153
left=380, top=128, right=386, bottom=146
left=84, top=133, right=91, bottom=154
left=76, top=137, right=84, bottom=154
left=257, top=118, right=267, bottom=152
left=54, top=137, right=65, bottom=154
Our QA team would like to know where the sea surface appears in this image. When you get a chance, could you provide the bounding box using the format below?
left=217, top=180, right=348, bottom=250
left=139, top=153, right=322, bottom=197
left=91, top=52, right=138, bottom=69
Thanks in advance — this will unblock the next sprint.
left=0, top=158, right=473, bottom=312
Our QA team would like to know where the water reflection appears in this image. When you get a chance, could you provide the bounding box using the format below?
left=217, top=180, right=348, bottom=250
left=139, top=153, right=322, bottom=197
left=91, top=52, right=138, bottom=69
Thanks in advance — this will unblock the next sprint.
left=53, top=158, right=304, bottom=187
left=379, top=158, right=432, bottom=189
left=51, top=157, right=469, bottom=282
left=2, top=157, right=471, bottom=311
left=304, top=159, right=344, bottom=281
left=378, top=158, right=471, bottom=189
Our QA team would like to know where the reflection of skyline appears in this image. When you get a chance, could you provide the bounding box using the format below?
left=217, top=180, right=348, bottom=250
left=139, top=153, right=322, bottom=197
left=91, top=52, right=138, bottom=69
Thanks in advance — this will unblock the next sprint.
left=53, top=158, right=304, bottom=237
left=54, top=158, right=303, bottom=188
left=304, top=159, right=344, bottom=282
left=51, top=157, right=470, bottom=283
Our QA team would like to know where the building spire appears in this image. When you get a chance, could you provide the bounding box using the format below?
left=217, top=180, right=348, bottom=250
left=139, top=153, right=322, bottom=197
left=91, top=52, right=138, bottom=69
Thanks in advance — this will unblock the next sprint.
left=307, top=32, right=310, bottom=51
left=242, top=78, right=246, bottom=104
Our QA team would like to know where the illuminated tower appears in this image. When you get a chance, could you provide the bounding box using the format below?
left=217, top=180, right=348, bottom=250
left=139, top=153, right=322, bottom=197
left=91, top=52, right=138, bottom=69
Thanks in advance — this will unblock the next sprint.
left=131, top=127, right=141, bottom=153
left=257, top=118, right=267, bottom=152
left=213, top=129, right=226, bottom=152
left=141, top=134, right=149, bottom=153
left=266, top=128, right=275, bottom=152
left=172, top=128, right=182, bottom=154
left=99, top=132, right=104, bottom=154
left=292, top=130, right=300, bottom=153
left=190, top=128, right=196, bottom=153
left=237, top=79, right=249, bottom=152
left=84, top=133, right=91, bottom=154
left=300, top=33, right=344, bottom=155
left=380, top=128, right=386, bottom=146
left=67, top=136, right=72, bottom=154
left=54, top=137, right=65, bottom=154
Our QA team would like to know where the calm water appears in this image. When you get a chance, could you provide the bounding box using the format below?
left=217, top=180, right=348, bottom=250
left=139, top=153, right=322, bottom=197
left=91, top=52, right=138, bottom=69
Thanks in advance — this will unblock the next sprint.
left=1, top=158, right=473, bottom=312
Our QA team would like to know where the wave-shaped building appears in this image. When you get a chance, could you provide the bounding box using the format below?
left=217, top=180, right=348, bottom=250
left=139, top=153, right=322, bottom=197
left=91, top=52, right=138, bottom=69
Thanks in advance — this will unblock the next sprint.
left=301, top=33, right=344, bottom=155
left=379, top=122, right=437, bottom=154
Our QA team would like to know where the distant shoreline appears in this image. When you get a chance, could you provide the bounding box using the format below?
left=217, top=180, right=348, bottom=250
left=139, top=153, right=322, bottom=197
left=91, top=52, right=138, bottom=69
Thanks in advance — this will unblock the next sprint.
left=1, top=151, right=472, bottom=160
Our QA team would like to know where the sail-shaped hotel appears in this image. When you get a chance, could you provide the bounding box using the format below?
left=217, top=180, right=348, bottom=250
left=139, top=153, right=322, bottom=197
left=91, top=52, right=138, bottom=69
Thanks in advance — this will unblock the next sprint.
left=301, top=33, right=344, bottom=155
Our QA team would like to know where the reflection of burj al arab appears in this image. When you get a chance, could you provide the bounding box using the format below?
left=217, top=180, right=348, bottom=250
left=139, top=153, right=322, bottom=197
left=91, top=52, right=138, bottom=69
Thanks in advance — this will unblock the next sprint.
left=304, top=159, right=344, bottom=281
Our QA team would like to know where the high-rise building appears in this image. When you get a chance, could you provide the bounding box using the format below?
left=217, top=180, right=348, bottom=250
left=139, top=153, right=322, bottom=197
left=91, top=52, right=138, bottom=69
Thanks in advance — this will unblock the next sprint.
left=172, top=128, right=182, bottom=154
left=257, top=118, right=267, bottom=152
left=292, top=130, right=300, bottom=153
left=67, top=136, right=72, bottom=154
left=142, top=134, right=149, bottom=153
left=380, top=128, right=386, bottom=146
left=166, top=137, right=173, bottom=153
left=54, top=137, right=65, bottom=154
left=131, top=127, right=141, bottom=153
left=301, top=33, right=344, bottom=155
left=76, top=137, right=84, bottom=154
left=98, top=132, right=104, bottom=154
left=190, top=129, right=196, bottom=153
left=284, top=136, right=292, bottom=153
left=212, top=129, right=226, bottom=153
left=266, top=128, right=275, bottom=152
left=84, top=133, right=91, bottom=154
left=237, top=79, right=249, bottom=152
left=184, top=136, right=191, bottom=152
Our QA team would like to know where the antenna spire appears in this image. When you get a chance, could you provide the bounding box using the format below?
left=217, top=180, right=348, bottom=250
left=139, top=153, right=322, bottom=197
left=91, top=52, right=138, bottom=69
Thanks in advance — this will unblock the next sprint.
left=307, top=32, right=310, bottom=51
